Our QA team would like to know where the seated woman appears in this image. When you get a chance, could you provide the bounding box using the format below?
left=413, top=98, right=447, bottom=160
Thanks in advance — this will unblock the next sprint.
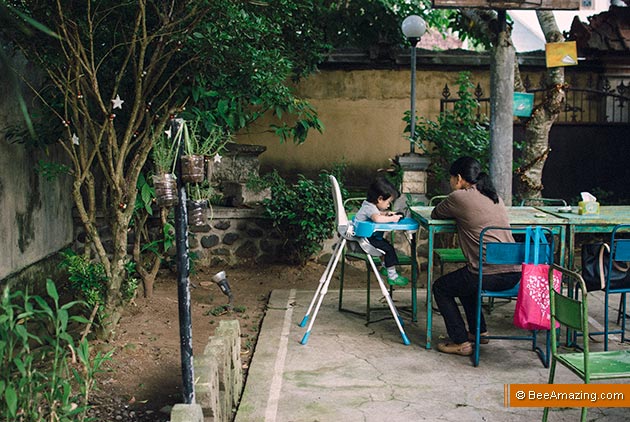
left=431, top=156, right=521, bottom=356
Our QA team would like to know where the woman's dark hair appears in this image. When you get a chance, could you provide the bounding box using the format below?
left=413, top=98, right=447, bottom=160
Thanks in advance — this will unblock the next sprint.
left=366, top=177, right=399, bottom=204
left=449, top=156, right=499, bottom=204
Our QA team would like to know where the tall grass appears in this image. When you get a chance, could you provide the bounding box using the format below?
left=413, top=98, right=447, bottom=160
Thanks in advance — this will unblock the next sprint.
left=0, top=279, right=111, bottom=421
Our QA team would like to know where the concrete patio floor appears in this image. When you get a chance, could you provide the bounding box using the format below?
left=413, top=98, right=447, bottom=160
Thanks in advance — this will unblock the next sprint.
left=236, top=286, right=630, bottom=422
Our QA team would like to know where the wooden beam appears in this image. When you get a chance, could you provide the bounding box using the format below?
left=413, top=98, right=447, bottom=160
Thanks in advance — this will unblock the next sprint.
left=432, top=0, right=580, bottom=9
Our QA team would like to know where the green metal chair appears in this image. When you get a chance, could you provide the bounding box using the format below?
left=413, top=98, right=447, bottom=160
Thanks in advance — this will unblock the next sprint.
left=543, top=264, right=630, bottom=422
left=427, top=195, right=467, bottom=275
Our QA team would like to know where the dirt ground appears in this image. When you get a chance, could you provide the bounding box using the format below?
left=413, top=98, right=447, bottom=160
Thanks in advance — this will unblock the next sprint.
left=88, top=260, right=369, bottom=421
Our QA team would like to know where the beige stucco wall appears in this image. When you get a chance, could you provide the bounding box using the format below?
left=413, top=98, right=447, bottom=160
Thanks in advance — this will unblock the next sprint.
left=237, top=67, right=491, bottom=183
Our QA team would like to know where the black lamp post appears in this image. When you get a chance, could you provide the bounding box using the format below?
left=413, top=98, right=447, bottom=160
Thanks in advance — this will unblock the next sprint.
left=172, top=117, right=195, bottom=405
left=401, top=15, right=427, bottom=155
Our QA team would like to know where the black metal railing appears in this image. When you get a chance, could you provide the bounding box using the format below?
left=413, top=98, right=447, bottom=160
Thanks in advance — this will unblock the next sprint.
left=440, top=73, right=630, bottom=124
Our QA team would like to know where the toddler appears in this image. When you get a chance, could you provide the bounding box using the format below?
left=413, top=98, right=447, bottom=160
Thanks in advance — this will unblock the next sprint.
left=354, top=177, right=409, bottom=286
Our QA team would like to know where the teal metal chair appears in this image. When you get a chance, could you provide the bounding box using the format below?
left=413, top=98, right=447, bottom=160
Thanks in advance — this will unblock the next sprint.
left=543, top=264, right=630, bottom=422
left=581, top=224, right=630, bottom=351
left=339, top=198, right=418, bottom=323
left=473, top=226, right=554, bottom=367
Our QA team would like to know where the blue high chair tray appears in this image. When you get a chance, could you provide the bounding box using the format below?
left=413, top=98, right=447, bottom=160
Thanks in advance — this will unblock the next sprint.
left=353, top=217, right=418, bottom=238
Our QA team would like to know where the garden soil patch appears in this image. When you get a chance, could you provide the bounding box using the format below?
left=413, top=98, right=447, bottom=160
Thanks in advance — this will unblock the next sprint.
left=88, top=261, right=368, bottom=421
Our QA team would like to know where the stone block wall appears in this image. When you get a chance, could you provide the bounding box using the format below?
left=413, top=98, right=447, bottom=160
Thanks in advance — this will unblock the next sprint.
left=174, top=320, right=243, bottom=422
left=171, top=320, right=243, bottom=422
left=187, top=206, right=284, bottom=266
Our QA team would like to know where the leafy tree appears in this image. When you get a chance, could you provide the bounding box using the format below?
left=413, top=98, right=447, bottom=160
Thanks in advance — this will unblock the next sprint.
left=0, top=0, right=332, bottom=338
left=320, top=0, right=453, bottom=50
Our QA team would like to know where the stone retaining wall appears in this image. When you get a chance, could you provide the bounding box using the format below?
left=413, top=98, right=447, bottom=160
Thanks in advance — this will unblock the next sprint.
left=170, top=320, right=243, bottom=422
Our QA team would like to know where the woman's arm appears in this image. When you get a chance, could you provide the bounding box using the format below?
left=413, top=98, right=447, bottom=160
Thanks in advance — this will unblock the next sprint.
left=431, top=194, right=456, bottom=219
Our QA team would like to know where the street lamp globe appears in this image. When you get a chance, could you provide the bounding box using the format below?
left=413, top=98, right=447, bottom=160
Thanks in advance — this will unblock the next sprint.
left=401, top=15, right=426, bottom=42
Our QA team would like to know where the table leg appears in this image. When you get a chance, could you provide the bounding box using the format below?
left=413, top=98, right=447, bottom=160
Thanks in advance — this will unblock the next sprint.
left=411, top=233, right=418, bottom=323
left=559, top=226, right=567, bottom=267
left=426, top=226, right=434, bottom=349
left=568, top=226, right=576, bottom=270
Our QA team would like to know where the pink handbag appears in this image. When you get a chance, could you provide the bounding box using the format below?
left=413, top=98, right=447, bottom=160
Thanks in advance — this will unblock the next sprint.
left=513, top=227, right=561, bottom=331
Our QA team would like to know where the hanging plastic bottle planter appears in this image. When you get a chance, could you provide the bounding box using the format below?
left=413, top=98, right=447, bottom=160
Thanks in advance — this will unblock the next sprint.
left=181, top=154, right=206, bottom=183
left=150, top=129, right=179, bottom=208
left=186, top=199, right=208, bottom=226
left=153, top=173, right=178, bottom=208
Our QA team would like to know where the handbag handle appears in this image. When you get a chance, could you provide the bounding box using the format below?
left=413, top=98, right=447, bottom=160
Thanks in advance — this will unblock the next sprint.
left=524, top=226, right=542, bottom=265
left=598, top=243, right=630, bottom=289
left=534, top=226, right=542, bottom=265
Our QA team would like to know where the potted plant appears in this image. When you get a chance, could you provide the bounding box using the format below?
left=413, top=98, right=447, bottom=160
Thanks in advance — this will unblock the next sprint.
left=186, top=180, right=214, bottom=226
left=151, top=132, right=178, bottom=207
left=180, top=118, right=233, bottom=183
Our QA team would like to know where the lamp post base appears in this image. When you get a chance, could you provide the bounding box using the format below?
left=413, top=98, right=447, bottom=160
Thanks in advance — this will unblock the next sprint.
left=397, top=153, right=430, bottom=207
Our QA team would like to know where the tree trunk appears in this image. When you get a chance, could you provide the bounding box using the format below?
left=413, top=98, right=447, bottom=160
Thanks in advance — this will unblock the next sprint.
left=132, top=208, right=169, bottom=298
left=489, top=19, right=515, bottom=205
left=99, top=210, right=134, bottom=338
left=515, top=11, right=566, bottom=200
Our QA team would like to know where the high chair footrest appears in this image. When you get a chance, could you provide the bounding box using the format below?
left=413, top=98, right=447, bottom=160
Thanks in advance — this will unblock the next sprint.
left=345, top=252, right=413, bottom=266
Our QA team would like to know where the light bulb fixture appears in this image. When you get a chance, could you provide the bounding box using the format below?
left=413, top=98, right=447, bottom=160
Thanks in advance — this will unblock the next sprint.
left=211, top=270, right=233, bottom=306
left=401, top=15, right=427, bottom=43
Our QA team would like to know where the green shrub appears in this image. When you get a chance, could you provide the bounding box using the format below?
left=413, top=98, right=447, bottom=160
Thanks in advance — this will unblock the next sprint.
left=60, top=250, right=138, bottom=324
left=59, top=250, right=108, bottom=315
left=410, top=71, right=490, bottom=195
left=257, top=166, right=347, bottom=265
left=0, top=280, right=111, bottom=421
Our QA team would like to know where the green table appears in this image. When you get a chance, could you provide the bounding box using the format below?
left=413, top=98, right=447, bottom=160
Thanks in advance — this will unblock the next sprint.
left=409, top=206, right=567, bottom=350
left=536, top=206, right=630, bottom=270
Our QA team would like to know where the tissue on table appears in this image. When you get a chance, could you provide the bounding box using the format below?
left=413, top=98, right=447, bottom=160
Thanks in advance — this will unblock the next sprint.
left=578, top=192, right=600, bottom=215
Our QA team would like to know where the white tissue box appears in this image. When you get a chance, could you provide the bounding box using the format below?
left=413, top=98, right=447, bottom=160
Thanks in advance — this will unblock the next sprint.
left=578, top=201, right=600, bottom=215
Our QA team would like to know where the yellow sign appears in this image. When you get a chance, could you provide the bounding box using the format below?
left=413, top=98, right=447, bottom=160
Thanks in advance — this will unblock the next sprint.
left=545, top=41, right=578, bottom=68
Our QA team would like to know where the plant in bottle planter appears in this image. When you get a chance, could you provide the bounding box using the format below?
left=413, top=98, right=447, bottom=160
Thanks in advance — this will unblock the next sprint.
left=186, top=180, right=214, bottom=226
left=151, top=132, right=178, bottom=208
left=180, top=118, right=233, bottom=183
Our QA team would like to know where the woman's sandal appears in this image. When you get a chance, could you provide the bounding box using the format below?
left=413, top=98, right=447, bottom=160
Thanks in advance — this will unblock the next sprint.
left=436, top=341, right=473, bottom=356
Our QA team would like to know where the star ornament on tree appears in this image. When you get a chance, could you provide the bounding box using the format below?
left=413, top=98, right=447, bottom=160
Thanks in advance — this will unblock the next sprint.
left=213, top=153, right=222, bottom=164
left=111, top=95, right=124, bottom=109
left=72, top=133, right=79, bottom=145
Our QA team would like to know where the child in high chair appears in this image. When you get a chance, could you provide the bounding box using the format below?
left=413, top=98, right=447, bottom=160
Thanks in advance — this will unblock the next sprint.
left=354, top=177, right=409, bottom=286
